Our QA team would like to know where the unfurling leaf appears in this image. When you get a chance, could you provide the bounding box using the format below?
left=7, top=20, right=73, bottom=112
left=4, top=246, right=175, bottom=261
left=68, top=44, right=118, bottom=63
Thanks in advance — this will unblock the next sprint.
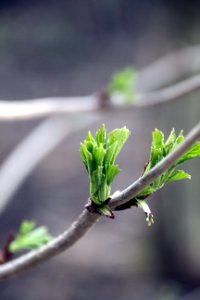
left=166, top=170, right=191, bottom=183
left=9, top=221, right=52, bottom=253
left=177, top=142, right=200, bottom=165
left=80, top=124, right=130, bottom=217
left=127, top=128, right=200, bottom=225
left=107, top=67, right=136, bottom=104
left=19, top=220, right=36, bottom=236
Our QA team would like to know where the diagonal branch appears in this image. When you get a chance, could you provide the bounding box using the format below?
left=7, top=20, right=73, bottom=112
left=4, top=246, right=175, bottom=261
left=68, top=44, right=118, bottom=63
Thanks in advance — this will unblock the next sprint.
left=136, top=44, right=200, bottom=93
left=0, top=114, right=98, bottom=215
left=110, top=121, right=200, bottom=208
left=0, top=209, right=100, bottom=280
left=134, top=74, right=200, bottom=107
left=0, top=121, right=199, bottom=280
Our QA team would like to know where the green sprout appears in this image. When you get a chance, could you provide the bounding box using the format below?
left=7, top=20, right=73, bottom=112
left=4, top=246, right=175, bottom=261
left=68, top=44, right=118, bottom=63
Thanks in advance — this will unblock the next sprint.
left=138, top=129, right=200, bottom=195
left=107, top=67, right=136, bottom=104
left=80, top=124, right=130, bottom=218
left=9, top=220, right=52, bottom=253
left=133, top=128, right=200, bottom=225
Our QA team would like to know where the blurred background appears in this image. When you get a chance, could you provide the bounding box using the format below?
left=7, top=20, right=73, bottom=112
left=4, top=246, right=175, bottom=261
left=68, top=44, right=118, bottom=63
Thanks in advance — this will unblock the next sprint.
left=0, top=1, right=200, bottom=299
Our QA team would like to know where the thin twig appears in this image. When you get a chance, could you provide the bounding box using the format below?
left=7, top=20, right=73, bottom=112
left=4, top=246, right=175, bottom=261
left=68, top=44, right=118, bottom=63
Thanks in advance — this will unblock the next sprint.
left=0, top=121, right=199, bottom=280
left=0, top=114, right=98, bottom=214
left=0, top=209, right=100, bottom=280
left=136, top=44, right=200, bottom=93
left=0, top=96, right=98, bottom=121
left=134, top=74, right=200, bottom=107
left=0, top=72, right=200, bottom=121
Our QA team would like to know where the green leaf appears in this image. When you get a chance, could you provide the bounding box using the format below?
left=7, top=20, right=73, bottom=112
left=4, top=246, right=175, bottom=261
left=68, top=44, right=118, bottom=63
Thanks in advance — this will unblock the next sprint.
left=108, top=68, right=135, bottom=93
left=98, top=174, right=109, bottom=203
left=177, top=142, right=200, bottom=165
left=152, top=129, right=164, bottom=149
left=104, top=141, right=118, bottom=165
left=106, top=164, right=120, bottom=186
left=133, top=128, right=199, bottom=226
left=107, top=127, right=130, bottom=164
left=86, top=131, right=95, bottom=144
left=107, top=67, right=136, bottom=104
left=175, top=130, right=184, bottom=146
left=90, top=168, right=103, bottom=205
left=166, top=170, right=191, bottom=183
left=19, top=220, right=36, bottom=236
left=9, top=221, right=52, bottom=253
left=164, top=128, right=176, bottom=154
left=93, top=144, right=106, bottom=167
left=80, top=125, right=130, bottom=215
left=149, top=129, right=165, bottom=168
left=95, top=124, right=106, bottom=146
left=85, top=140, right=94, bottom=154
left=80, top=143, right=93, bottom=174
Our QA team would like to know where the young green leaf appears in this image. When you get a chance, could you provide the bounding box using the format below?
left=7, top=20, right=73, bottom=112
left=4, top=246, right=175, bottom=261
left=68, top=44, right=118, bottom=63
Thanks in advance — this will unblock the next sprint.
left=106, top=164, right=120, bottom=186
left=166, top=170, right=191, bottom=183
left=9, top=221, right=52, bottom=253
left=127, top=128, right=200, bottom=225
left=19, top=220, right=36, bottom=236
left=177, top=142, right=200, bottom=165
left=107, top=127, right=130, bottom=164
left=80, top=124, right=130, bottom=217
left=107, top=67, right=136, bottom=104
left=95, top=124, right=106, bottom=146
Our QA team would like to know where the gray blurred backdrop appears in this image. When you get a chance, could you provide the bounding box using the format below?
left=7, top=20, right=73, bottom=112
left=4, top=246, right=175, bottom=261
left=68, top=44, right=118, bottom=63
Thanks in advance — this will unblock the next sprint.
left=0, top=1, right=200, bottom=299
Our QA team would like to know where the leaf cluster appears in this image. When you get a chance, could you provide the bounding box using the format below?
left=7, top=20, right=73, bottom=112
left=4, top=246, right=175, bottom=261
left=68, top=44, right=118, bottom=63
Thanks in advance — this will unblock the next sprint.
left=136, top=128, right=200, bottom=200
left=117, top=128, right=200, bottom=226
left=9, top=221, right=52, bottom=253
left=80, top=124, right=130, bottom=217
left=107, top=67, right=136, bottom=104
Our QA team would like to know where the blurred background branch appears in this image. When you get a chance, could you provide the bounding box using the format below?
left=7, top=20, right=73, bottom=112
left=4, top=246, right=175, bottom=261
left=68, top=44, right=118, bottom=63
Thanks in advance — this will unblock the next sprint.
left=0, top=96, right=98, bottom=121
left=1, top=57, right=200, bottom=121
left=135, top=73, right=200, bottom=107
left=0, top=114, right=98, bottom=214
left=136, top=44, right=200, bottom=92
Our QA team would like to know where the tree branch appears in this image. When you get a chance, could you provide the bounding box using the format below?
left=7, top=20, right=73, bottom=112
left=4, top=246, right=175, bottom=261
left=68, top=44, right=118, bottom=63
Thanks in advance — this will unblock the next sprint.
left=0, top=209, right=100, bottom=280
left=136, top=44, right=200, bottom=93
left=0, top=114, right=98, bottom=215
left=0, top=72, right=200, bottom=121
left=134, top=74, right=200, bottom=107
left=0, top=121, right=199, bottom=280
left=0, top=96, right=98, bottom=121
